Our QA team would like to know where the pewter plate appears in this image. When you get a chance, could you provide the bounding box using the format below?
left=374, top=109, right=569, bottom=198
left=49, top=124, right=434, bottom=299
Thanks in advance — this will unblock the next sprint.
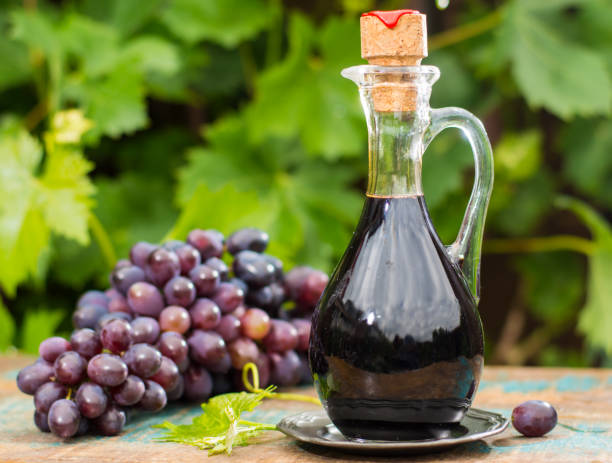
left=277, top=408, right=508, bottom=455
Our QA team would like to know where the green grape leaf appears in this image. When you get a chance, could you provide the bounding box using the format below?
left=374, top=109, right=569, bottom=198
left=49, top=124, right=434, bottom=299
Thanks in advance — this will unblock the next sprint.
left=0, top=32, right=32, bottom=93
left=494, top=131, right=542, bottom=182
left=20, top=308, right=66, bottom=354
left=160, top=0, right=275, bottom=47
left=10, top=9, right=62, bottom=58
left=245, top=13, right=364, bottom=159
left=556, top=196, right=612, bottom=355
left=499, top=0, right=611, bottom=118
left=122, top=36, right=180, bottom=75
left=0, top=299, right=16, bottom=351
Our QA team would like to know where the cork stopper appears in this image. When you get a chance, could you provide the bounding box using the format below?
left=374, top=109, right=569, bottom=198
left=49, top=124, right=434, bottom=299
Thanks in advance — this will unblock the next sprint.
left=360, top=10, right=428, bottom=112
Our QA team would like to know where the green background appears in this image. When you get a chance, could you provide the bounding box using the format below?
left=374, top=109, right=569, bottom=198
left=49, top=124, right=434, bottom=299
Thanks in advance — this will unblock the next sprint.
left=0, top=0, right=611, bottom=368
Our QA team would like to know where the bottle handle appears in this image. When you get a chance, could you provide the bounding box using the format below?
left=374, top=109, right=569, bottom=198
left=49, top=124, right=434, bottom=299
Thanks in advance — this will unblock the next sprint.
left=423, top=107, right=494, bottom=303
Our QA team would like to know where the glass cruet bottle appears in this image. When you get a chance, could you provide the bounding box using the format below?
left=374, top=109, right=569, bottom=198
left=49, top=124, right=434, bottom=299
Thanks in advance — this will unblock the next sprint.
left=309, top=10, right=494, bottom=441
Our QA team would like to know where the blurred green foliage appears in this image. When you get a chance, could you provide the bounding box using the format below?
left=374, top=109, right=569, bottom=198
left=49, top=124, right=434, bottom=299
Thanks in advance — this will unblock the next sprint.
left=0, top=0, right=610, bottom=366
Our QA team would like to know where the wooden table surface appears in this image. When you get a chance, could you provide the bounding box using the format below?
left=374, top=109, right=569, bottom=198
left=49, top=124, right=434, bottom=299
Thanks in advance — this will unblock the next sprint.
left=1, top=355, right=611, bottom=462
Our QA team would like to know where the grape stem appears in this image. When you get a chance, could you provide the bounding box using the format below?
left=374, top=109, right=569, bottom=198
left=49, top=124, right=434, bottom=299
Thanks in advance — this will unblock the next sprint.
left=241, top=362, right=321, bottom=406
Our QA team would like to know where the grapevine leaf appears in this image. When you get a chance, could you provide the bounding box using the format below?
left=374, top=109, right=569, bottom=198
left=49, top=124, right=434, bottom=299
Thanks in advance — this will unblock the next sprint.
left=0, top=28, right=32, bottom=92
left=0, top=299, right=16, bottom=351
left=121, top=36, right=180, bottom=76
left=494, top=131, right=542, bottom=182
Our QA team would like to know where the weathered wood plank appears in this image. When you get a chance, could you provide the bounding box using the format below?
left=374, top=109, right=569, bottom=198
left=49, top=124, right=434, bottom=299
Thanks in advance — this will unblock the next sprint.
left=1, top=355, right=611, bottom=462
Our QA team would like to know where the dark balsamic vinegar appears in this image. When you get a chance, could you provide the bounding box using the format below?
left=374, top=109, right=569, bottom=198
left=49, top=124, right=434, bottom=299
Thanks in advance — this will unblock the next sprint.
left=309, top=195, right=484, bottom=441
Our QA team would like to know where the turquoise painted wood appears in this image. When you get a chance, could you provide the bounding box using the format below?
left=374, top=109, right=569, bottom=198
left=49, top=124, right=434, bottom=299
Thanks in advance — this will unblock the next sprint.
left=0, top=355, right=611, bottom=462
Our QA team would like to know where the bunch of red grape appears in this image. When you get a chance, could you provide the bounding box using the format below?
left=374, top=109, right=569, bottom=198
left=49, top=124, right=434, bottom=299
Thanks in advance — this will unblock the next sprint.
left=16, top=228, right=328, bottom=438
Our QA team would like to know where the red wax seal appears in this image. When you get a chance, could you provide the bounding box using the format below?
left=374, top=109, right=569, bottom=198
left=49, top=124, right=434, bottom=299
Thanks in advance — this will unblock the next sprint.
left=361, top=9, right=420, bottom=29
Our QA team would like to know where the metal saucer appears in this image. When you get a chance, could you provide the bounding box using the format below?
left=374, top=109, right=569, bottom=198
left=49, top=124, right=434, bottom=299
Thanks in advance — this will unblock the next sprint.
left=277, top=408, right=508, bottom=455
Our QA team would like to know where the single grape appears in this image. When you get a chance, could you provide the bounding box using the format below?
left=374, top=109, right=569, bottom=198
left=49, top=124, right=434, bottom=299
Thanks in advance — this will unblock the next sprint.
left=130, top=316, right=160, bottom=344
left=100, top=319, right=133, bottom=354
left=111, top=265, right=146, bottom=295
left=105, top=287, right=123, bottom=300
left=205, top=257, right=229, bottom=281
left=231, top=305, right=247, bottom=319
left=145, top=248, right=180, bottom=287
left=93, top=405, right=126, bottom=436
left=263, top=319, right=298, bottom=353
left=189, top=298, right=221, bottom=331
left=159, top=305, right=191, bottom=334
left=216, top=315, right=241, bottom=343
left=512, top=400, right=558, bottom=437
left=113, top=259, right=132, bottom=271
left=187, top=330, right=227, bottom=369
left=95, top=312, right=133, bottom=332
left=297, top=353, right=312, bottom=385
left=34, top=410, right=50, bottom=432
left=162, top=240, right=185, bottom=251
left=291, top=319, right=311, bottom=352
left=48, top=399, right=81, bottom=438
left=34, top=382, right=68, bottom=414
left=77, top=290, right=109, bottom=309
left=87, top=353, right=128, bottom=387
left=233, top=250, right=276, bottom=287
left=183, top=365, right=212, bottom=402
left=177, top=355, right=190, bottom=373
left=298, top=270, right=329, bottom=311
left=54, top=351, right=87, bottom=386
left=39, top=337, right=72, bottom=363
left=122, top=343, right=162, bottom=378
left=70, top=329, right=103, bottom=360
left=263, top=254, right=283, bottom=280
left=107, top=294, right=131, bottom=314
left=75, top=382, right=108, bottom=419
left=140, top=380, right=167, bottom=412
left=211, top=373, right=233, bottom=396
left=187, top=229, right=224, bottom=260
left=175, top=244, right=201, bottom=275
left=166, top=374, right=185, bottom=401
left=269, top=350, right=301, bottom=387
left=73, top=304, right=108, bottom=329
left=207, top=351, right=231, bottom=374
left=17, top=362, right=54, bottom=395
left=163, top=276, right=196, bottom=308
left=240, top=308, right=271, bottom=340
left=111, top=375, right=146, bottom=406
left=227, top=337, right=259, bottom=370
left=129, top=241, right=156, bottom=268
left=189, top=265, right=220, bottom=297
left=226, top=228, right=269, bottom=255
left=229, top=277, right=248, bottom=295
left=127, top=282, right=164, bottom=317
left=149, top=356, right=180, bottom=392
left=212, top=282, right=244, bottom=313
left=157, top=332, right=188, bottom=365
left=246, top=282, right=285, bottom=313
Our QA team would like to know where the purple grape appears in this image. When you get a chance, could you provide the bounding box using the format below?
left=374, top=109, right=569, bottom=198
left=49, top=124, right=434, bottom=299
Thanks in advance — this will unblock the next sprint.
left=157, top=332, right=188, bottom=365
left=111, top=265, right=145, bottom=294
left=100, top=319, right=133, bottom=354
left=17, top=362, right=54, bottom=395
left=75, top=382, right=108, bottom=419
left=208, top=351, right=231, bottom=374
left=216, top=315, right=241, bottom=342
left=70, top=328, right=102, bottom=360
left=212, top=282, right=244, bottom=313
left=177, top=355, right=190, bottom=373
left=34, top=410, right=50, bottom=432
left=77, top=290, right=109, bottom=309
left=145, top=248, right=180, bottom=287
left=34, top=382, right=67, bottom=414
left=54, top=351, right=87, bottom=386
left=233, top=350, right=271, bottom=390
left=113, top=259, right=132, bottom=271
left=512, top=400, right=558, bottom=437
left=247, top=282, right=285, bottom=312
left=130, top=316, right=160, bottom=344
left=159, top=305, right=191, bottom=334
left=226, top=228, right=269, bottom=255
left=240, top=308, right=271, bottom=340
left=189, top=298, right=221, bottom=330
left=95, top=312, right=133, bottom=332
left=187, top=330, right=227, bottom=369
left=183, top=365, right=212, bottom=402
left=291, top=319, right=311, bottom=352
left=76, top=416, right=90, bottom=436
left=105, top=288, right=123, bottom=299
left=263, top=254, right=283, bottom=280
left=122, top=343, right=162, bottom=378
left=39, top=337, right=72, bottom=363
left=87, top=353, right=128, bottom=387
left=175, top=244, right=201, bottom=275
left=129, top=241, right=156, bottom=268
left=205, top=257, right=229, bottom=281
left=93, top=405, right=126, bottom=436
left=140, top=380, right=167, bottom=411
left=127, top=282, right=164, bottom=317
left=149, top=356, right=180, bottom=392
left=229, top=277, right=248, bottom=294
left=163, top=276, right=196, bottom=307
left=269, top=350, right=301, bottom=387
left=227, top=337, right=259, bottom=370
left=108, top=294, right=131, bottom=313
left=162, top=240, right=185, bottom=251
left=233, top=250, right=275, bottom=287
left=263, top=319, right=298, bottom=353
left=211, top=373, right=233, bottom=395
left=48, top=399, right=80, bottom=438
left=166, top=374, right=185, bottom=401
left=189, top=265, right=220, bottom=296
left=187, top=229, right=224, bottom=259
left=111, top=375, right=145, bottom=406
left=73, top=304, right=108, bottom=329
